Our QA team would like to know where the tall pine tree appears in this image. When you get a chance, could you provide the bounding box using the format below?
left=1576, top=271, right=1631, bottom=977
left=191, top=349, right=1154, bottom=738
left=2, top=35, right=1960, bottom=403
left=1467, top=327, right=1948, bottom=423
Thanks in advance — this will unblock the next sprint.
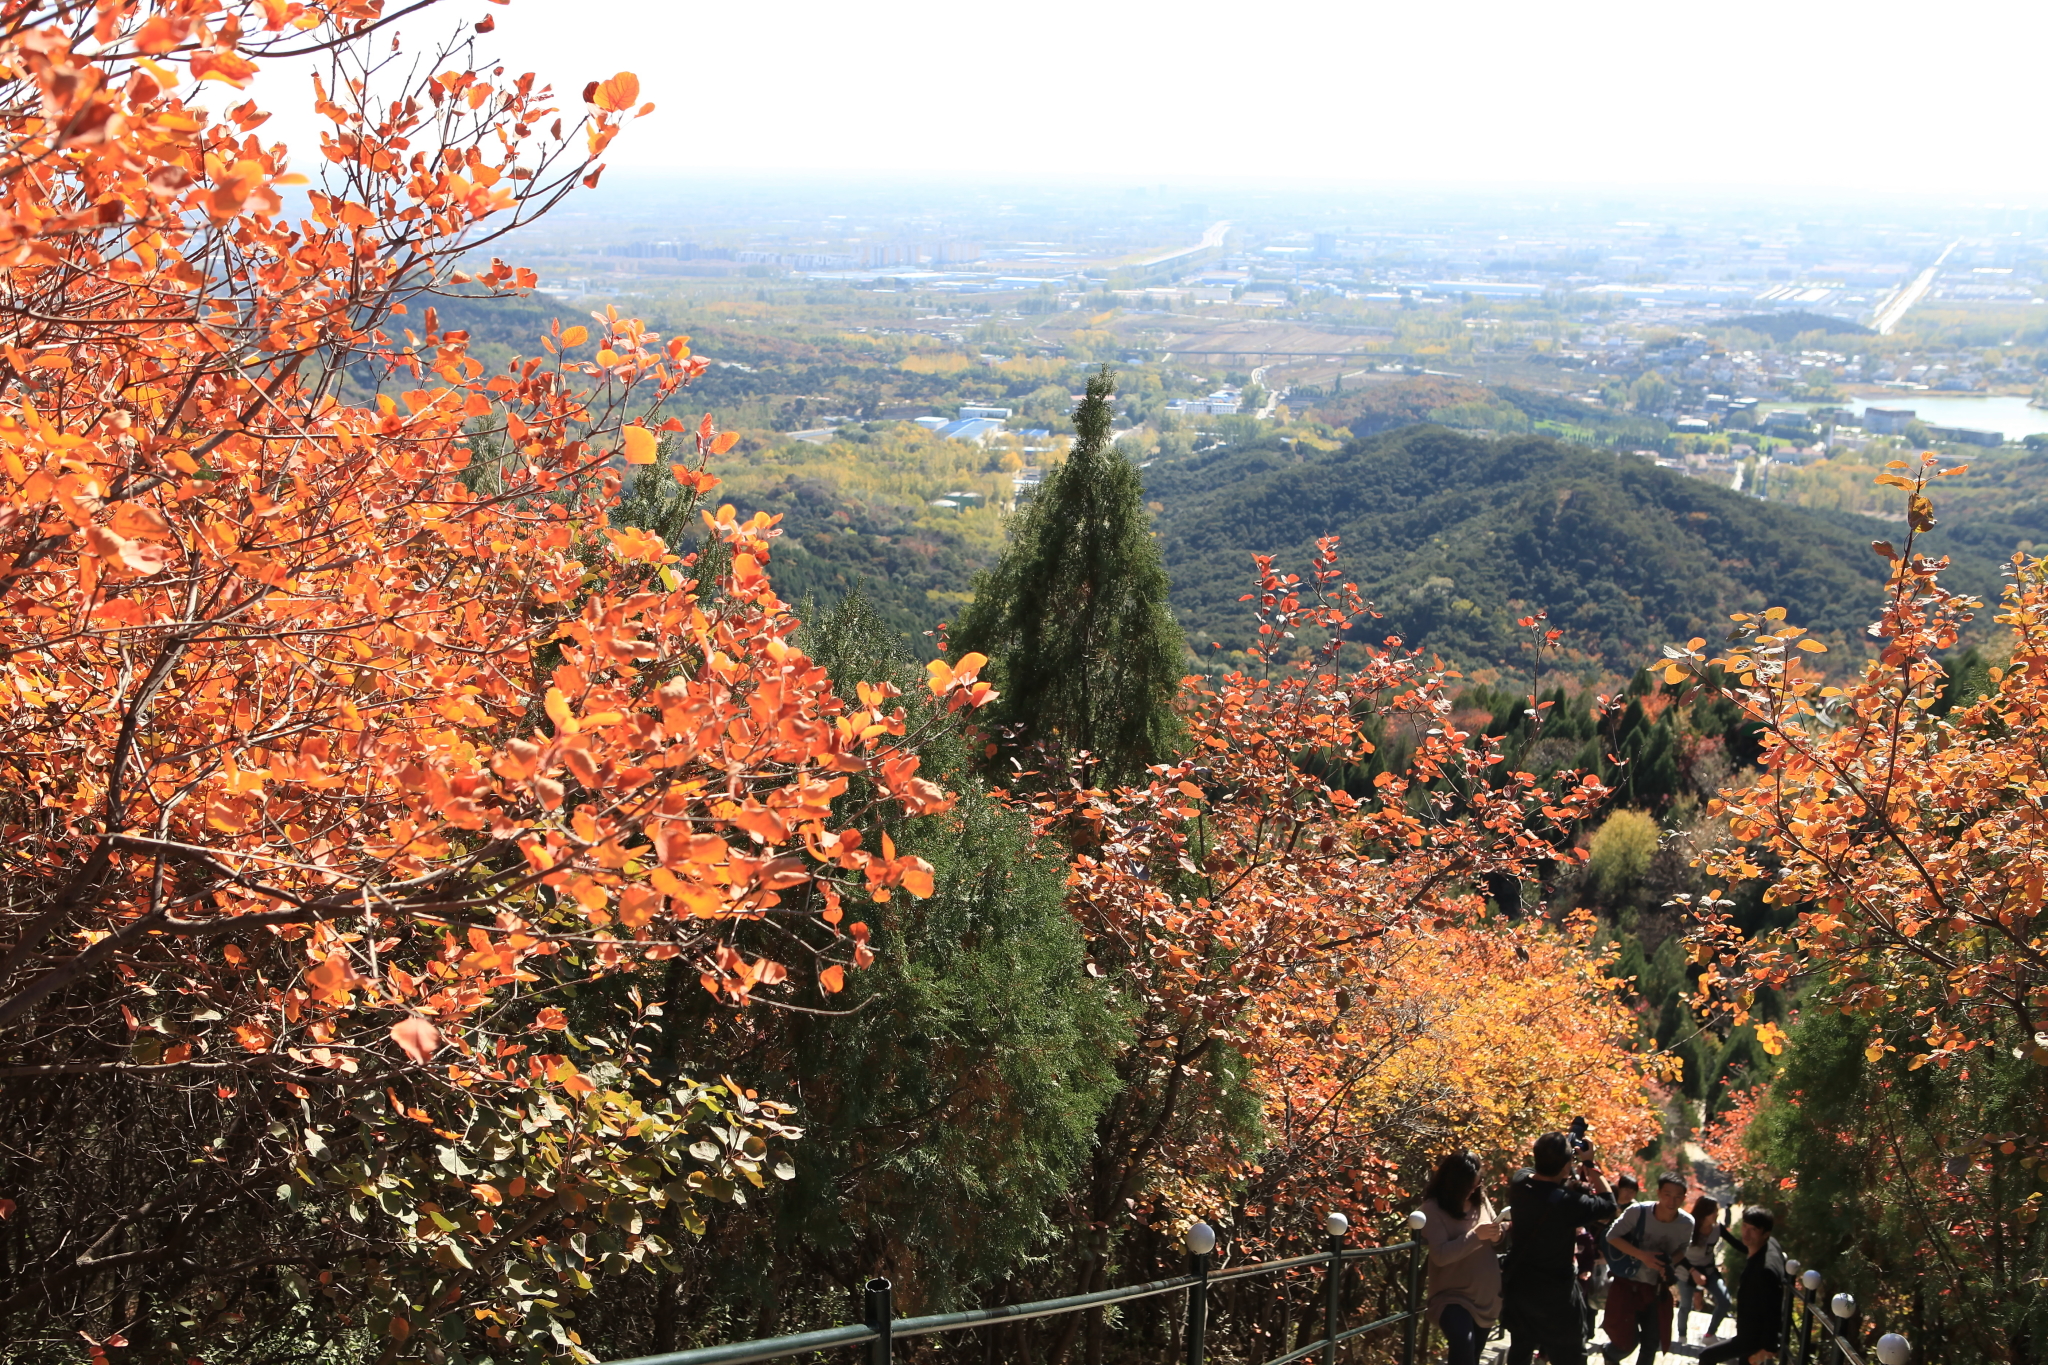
left=951, top=365, right=1185, bottom=786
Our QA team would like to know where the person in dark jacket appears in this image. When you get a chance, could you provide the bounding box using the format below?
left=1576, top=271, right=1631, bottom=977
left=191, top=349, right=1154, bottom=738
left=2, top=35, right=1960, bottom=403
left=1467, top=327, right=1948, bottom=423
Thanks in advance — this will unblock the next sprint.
left=1699, top=1206, right=1786, bottom=1365
left=1503, top=1131, right=1618, bottom=1365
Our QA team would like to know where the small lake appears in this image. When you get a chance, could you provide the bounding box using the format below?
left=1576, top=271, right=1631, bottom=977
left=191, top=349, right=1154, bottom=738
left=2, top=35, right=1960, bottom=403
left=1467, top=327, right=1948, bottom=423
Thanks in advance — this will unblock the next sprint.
left=1852, top=393, right=2048, bottom=440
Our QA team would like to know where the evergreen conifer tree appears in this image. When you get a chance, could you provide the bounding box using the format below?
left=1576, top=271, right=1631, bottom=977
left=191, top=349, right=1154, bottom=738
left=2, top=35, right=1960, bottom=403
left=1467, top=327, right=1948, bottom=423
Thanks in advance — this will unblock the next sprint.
left=951, top=365, right=1186, bottom=786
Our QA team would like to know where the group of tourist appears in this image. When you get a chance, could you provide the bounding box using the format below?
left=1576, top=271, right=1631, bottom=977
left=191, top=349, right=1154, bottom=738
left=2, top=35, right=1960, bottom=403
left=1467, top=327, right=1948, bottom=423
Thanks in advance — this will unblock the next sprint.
left=1415, top=1131, right=1787, bottom=1365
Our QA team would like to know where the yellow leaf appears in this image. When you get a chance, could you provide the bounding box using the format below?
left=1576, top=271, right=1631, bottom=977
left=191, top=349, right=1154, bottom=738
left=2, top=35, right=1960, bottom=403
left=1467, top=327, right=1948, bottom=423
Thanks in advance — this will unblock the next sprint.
left=622, top=424, right=657, bottom=464
left=1755, top=1020, right=1788, bottom=1056
left=560, top=326, right=588, bottom=347
left=1797, top=639, right=1827, bottom=653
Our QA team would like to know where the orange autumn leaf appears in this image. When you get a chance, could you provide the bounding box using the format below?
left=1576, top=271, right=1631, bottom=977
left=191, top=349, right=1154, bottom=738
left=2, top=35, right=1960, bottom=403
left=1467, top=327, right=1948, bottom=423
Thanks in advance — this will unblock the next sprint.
left=389, top=1016, right=440, bottom=1063
left=583, top=71, right=640, bottom=112
left=621, top=423, right=657, bottom=464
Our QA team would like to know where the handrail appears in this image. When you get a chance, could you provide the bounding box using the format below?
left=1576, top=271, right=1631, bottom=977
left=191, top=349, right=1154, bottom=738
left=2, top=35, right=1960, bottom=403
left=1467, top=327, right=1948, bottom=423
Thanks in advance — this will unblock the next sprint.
left=1259, top=1307, right=1415, bottom=1365
left=608, top=1325, right=878, bottom=1365
left=891, top=1271, right=1201, bottom=1339
left=603, top=1232, right=1429, bottom=1365
left=1206, top=1249, right=1340, bottom=1284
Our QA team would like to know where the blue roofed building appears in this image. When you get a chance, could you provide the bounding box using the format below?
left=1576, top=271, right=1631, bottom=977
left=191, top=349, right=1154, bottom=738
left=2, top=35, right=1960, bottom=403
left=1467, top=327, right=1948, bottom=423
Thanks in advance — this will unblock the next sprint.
left=937, top=417, right=1006, bottom=444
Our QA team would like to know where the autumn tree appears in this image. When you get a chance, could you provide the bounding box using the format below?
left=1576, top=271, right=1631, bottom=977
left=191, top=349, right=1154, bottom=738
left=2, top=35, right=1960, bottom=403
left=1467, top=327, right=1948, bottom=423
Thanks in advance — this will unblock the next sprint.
left=1026, top=541, right=1662, bottom=1364
left=1667, top=455, right=2048, bottom=1360
left=950, top=364, right=1183, bottom=786
left=0, top=4, right=993, bottom=1361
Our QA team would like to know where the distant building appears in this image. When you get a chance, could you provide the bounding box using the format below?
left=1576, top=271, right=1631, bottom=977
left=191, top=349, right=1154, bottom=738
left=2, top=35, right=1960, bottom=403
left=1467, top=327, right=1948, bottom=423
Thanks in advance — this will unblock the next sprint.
left=1166, top=388, right=1243, bottom=417
left=937, top=418, right=1005, bottom=444
left=914, top=416, right=949, bottom=431
left=1927, top=424, right=2002, bottom=446
left=1425, top=280, right=1549, bottom=298
left=1864, top=406, right=1916, bottom=435
left=1013, top=467, right=1045, bottom=492
left=1674, top=416, right=1713, bottom=433
left=957, top=405, right=1012, bottom=420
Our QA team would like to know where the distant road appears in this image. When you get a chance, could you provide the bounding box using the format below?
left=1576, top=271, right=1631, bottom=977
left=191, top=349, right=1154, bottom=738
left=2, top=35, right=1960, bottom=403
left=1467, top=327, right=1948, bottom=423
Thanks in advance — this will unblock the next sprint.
left=1871, top=240, right=1958, bottom=335
left=1249, top=363, right=1280, bottom=418
left=1136, top=221, right=1231, bottom=270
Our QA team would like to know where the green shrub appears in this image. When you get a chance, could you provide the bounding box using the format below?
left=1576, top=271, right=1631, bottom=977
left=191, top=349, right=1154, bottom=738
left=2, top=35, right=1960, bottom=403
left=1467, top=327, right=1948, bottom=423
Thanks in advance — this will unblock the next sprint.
left=1588, top=809, right=1660, bottom=901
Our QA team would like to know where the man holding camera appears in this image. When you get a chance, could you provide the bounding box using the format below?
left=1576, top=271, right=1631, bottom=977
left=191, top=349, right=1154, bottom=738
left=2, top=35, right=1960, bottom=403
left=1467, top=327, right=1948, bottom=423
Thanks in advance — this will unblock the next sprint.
left=1503, top=1129, right=1617, bottom=1365
left=1602, top=1173, right=1695, bottom=1365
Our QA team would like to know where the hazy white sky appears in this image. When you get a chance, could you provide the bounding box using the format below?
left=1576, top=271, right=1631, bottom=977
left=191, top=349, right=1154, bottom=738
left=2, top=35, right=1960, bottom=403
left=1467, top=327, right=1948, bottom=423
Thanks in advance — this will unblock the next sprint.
left=254, top=0, right=2048, bottom=196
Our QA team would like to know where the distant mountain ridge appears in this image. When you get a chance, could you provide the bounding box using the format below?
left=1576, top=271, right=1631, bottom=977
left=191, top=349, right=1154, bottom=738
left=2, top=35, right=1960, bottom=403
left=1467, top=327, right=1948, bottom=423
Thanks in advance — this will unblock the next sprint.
left=1144, top=427, right=2003, bottom=677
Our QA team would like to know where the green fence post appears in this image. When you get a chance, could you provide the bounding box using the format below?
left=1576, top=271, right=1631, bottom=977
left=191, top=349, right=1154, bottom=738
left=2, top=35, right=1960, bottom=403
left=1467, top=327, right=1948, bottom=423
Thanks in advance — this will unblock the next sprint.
left=865, top=1278, right=892, bottom=1365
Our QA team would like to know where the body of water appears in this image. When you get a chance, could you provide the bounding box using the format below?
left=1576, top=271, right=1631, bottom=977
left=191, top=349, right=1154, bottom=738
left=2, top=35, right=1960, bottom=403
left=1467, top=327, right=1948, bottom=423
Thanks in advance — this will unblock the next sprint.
left=1852, top=393, right=2048, bottom=440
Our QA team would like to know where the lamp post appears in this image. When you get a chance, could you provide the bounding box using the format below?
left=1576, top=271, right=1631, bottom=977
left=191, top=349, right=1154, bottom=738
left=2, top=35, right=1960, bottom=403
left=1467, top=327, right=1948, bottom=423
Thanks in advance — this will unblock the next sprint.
left=1798, top=1270, right=1822, bottom=1365
left=1184, top=1222, right=1215, bottom=1365
left=1830, top=1291, right=1859, bottom=1365
left=1404, top=1209, right=1428, bottom=1365
left=1781, top=1260, right=1802, bottom=1361
left=1323, top=1212, right=1348, bottom=1365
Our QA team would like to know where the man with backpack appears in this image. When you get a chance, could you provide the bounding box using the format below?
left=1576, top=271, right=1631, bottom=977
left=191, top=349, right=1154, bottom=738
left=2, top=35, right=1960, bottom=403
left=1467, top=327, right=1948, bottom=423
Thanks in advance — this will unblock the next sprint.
left=1602, top=1173, right=1695, bottom=1365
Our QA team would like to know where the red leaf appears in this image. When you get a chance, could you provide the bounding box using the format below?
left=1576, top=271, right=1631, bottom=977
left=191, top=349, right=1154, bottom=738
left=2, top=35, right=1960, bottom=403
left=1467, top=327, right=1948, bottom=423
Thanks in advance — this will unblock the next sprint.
left=390, top=1016, right=440, bottom=1063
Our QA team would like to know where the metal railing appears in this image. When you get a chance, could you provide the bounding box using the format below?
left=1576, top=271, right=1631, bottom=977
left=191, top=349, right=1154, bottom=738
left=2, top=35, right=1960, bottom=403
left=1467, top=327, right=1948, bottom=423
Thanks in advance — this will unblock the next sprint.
left=1781, top=1258, right=1914, bottom=1365
left=607, top=1213, right=1431, bottom=1365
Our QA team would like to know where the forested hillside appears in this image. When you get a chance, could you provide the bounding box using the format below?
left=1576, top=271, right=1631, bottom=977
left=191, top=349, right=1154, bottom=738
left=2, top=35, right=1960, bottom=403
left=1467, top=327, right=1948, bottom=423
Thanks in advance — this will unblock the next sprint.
left=1148, top=426, right=2005, bottom=674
